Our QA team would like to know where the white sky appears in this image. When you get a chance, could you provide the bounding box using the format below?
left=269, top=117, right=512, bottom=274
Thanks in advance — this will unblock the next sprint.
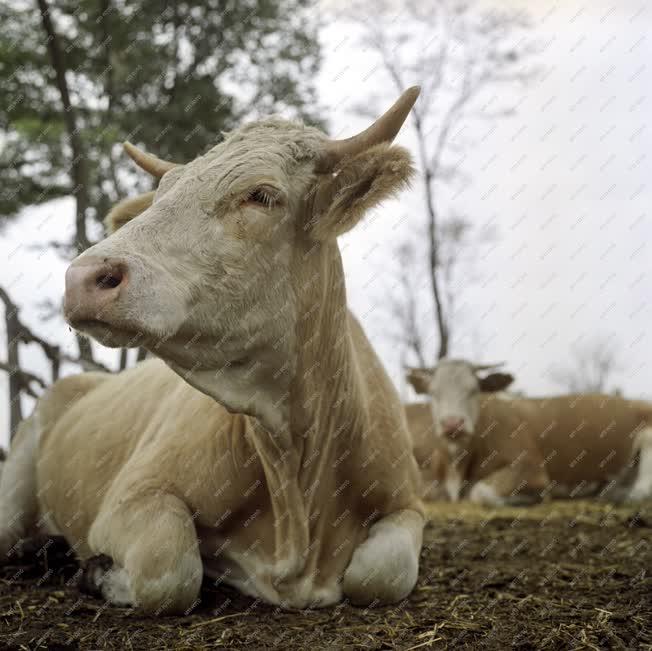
left=324, top=0, right=652, bottom=400
left=1, top=0, right=650, bottom=446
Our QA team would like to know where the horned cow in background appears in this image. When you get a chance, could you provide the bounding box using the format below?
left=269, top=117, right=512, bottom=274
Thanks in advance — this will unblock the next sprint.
left=406, top=359, right=652, bottom=506
left=0, top=88, right=425, bottom=614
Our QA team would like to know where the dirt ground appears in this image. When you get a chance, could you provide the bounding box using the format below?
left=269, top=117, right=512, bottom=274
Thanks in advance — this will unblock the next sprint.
left=1, top=500, right=651, bottom=650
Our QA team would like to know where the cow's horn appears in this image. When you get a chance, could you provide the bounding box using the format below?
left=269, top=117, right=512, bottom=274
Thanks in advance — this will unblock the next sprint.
left=316, top=86, right=420, bottom=172
left=123, top=142, right=180, bottom=178
left=473, top=362, right=505, bottom=372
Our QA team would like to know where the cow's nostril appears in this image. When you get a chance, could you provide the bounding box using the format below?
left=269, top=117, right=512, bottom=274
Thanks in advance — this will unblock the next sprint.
left=441, top=418, right=464, bottom=433
left=96, top=269, right=123, bottom=290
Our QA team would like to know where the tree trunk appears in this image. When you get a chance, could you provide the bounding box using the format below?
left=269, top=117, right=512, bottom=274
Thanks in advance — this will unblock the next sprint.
left=4, top=299, right=23, bottom=439
left=411, top=107, right=450, bottom=361
left=37, top=0, right=95, bottom=368
left=50, top=344, right=60, bottom=382
left=423, top=170, right=449, bottom=360
left=119, top=348, right=129, bottom=370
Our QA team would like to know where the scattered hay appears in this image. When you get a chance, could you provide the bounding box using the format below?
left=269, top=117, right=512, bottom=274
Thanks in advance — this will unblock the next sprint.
left=1, top=500, right=650, bottom=649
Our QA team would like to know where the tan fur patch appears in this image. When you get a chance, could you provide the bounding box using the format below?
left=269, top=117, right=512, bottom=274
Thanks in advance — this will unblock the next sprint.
left=104, top=191, right=156, bottom=234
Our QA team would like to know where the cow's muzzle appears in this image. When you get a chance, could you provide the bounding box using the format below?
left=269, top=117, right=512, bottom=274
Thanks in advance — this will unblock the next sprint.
left=64, top=256, right=127, bottom=327
left=439, top=417, right=469, bottom=441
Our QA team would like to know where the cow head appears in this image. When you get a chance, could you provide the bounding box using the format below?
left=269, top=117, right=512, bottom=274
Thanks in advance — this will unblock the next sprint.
left=63, top=88, right=419, bottom=430
left=406, top=360, right=514, bottom=443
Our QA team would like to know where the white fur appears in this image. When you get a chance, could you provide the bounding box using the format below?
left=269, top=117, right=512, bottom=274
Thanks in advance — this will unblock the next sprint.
left=469, top=481, right=505, bottom=506
left=87, top=495, right=205, bottom=615
left=628, top=427, right=652, bottom=501
left=92, top=565, right=136, bottom=607
left=444, top=467, right=463, bottom=502
left=342, top=509, right=423, bottom=606
left=423, top=361, right=487, bottom=437
left=0, top=415, right=39, bottom=557
left=137, top=551, right=203, bottom=614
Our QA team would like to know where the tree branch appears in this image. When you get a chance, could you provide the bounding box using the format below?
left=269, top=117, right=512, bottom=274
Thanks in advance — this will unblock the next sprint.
left=0, top=285, right=111, bottom=388
left=0, top=361, right=47, bottom=399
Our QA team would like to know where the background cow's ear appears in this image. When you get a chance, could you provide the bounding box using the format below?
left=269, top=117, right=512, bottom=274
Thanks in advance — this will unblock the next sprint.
left=307, top=143, right=414, bottom=241
left=478, top=372, right=514, bottom=393
left=104, top=191, right=156, bottom=234
left=405, top=367, right=433, bottom=395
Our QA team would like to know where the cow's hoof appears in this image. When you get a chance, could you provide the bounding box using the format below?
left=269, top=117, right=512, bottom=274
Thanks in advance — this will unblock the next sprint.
left=78, top=553, right=113, bottom=598
left=468, top=481, right=505, bottom=506
left=0, top=534, right=22, bottom=563
left=343, top=522, right=419, bottom=606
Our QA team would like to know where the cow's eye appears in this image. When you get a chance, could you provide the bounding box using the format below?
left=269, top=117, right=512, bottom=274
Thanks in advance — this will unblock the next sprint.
left=244, top=186, right=280, bottom=208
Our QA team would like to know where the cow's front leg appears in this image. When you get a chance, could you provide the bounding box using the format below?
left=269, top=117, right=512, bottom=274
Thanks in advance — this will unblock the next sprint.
left=85, top=492, right=203, bottom=615
left=343, top=509, right=423, bottom=606
left=469, top=464, right=549, bottom=507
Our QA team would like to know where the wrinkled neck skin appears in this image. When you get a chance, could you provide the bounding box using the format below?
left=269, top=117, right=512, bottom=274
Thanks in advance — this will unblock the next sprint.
left=166, top=335, right=293, bottom=443
left=161, top=235, right=360, bottom=459
left=287, top=237, right=362, bottom=464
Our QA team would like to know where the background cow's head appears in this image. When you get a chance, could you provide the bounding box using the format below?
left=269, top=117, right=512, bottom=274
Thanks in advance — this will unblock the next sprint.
left=63, top=89, right=419, bottom=427
left=406, top=360, right=514, bottom=443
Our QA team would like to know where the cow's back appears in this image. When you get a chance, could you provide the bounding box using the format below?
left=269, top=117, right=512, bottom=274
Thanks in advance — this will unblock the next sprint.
left=521, top=394, right=645, bottom=483
left=470, top=397, right=545, bottom=480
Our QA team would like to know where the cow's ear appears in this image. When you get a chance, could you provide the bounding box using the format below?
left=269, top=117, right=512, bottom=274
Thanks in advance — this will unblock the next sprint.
left=478, top=372, right=514, bottom=393
left=104, top=191, right=156, bottom=234
left=406, top=367, right=434, bottom=395
left=307, top=143, right=414, bottom=241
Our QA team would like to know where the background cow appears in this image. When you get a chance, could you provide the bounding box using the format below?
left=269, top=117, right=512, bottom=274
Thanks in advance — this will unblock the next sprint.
left=0, top=89, right=426, bottom=614
left=404, top=402, right=449, bottom=501
left=406, top=359, right=652, bottom=506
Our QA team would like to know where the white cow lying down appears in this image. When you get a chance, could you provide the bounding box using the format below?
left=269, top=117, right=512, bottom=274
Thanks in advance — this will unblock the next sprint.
left=0, top=89, right=425, bottom=614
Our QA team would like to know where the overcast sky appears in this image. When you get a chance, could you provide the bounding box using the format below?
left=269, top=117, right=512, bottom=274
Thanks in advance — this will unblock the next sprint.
left=324, top=0, right=651, bottom=400
left=1, top=0, right=650, bottom=446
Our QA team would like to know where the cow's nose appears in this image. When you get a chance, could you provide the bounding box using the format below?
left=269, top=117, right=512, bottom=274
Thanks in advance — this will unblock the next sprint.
left=64, top=257, right=126, bottom=325
left=440, top=417, right=465, bottom=436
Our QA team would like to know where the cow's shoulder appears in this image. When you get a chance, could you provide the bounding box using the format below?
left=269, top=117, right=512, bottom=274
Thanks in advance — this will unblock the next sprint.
left=35, top=370, right=113, bottom=449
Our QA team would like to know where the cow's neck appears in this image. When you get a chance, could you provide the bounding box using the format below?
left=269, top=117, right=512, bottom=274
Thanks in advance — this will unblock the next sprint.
left=247, top=239, right=362, bottom=474
left=168, top=243, right=359, bottom=457
left=290, top=239, right=362, bottom=456
left=238, top=238, right=364, bottom=579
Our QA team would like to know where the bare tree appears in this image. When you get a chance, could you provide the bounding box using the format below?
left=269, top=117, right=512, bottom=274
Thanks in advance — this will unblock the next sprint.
left=548, top=336, right=622, bottom=394
left=352, top=0, right=536, bottom=362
